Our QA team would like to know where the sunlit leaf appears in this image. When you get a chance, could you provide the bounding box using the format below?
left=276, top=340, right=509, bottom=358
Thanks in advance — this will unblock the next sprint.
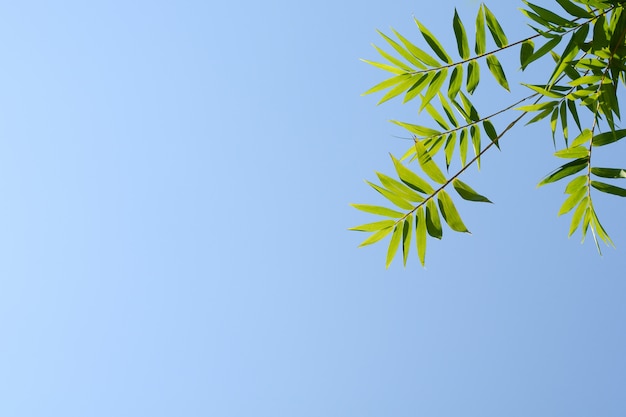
left=571, top=128, right=592, bottom=147
left=367, top=181, right=415, bottom=210
left=486, top=55, right=510, bottom=90
left=392, top=29, right=441, bottom=67
left=568, top=196, right=588, bottom=237
left=425, top=199, right=443, bottom=239
left=453, top=179, right=492, bottom=203
left=484, top=5, right=508, bottom=47
left=414, top=140, right=447, bottom=184
left=592, top=129, right=626, bottom=146
left=453, top=9, right=470, bottom=59
left=415, top=18, right=452, bottom=64
left=558, top=186, right=587, bottom=215
left=564, top=175, right=587, bottom=194
left=386, top=224, right=403, bottom=268
left=421, top=69, right=448, bottom=111
left=437, top=190, right=470, bottom=233
left=590, top=181, right=626, bottom=197
left=554, top=146, right=589, bottom=159
left=416, top=206, right=427, bottom=266
left=538, top=157, right=588, bottom=186
left=391, top=154, right=435, bottom=194
left=520, top=39, right=535, bottom=69
left=358, top=226, right=394, bottom=247
left=376, top=172, right=425, bottom=202
left=466, top=60, right=480, bottom=94
left=475, top=5, right=486, bottom=55
left=402, top=216, right=413, bottom=267
left=349, top=220, right=396, bottom=232
left=591, top=167, right=626, bottom=178
left=351, top=204, right=404, bottom=218
left=448, top=64, right=463, bottom=99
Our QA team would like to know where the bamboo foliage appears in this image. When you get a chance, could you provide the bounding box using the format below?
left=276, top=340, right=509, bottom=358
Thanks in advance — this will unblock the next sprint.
left=351, top=0, right=626, bottom=267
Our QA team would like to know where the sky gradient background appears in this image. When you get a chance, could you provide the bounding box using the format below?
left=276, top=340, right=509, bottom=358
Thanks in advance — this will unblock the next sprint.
left=0, top=0, right=624, bottom=416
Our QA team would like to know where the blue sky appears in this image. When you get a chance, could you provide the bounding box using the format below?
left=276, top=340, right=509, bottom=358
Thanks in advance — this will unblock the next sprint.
left=0, top=0, right=624, bottom=416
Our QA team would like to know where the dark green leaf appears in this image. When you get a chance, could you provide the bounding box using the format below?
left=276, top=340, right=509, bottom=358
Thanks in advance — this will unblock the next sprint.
left=555, top=0, right=593, bottom=18
left=482, top=120, right=499, bottom=148
left=567, top=99, right=582, bottom=131
left=524, top=1, right=577, bottom=27
left=425, top=199, right=443, bottom=239
left=592, top=129, right=626, bottom=146
left=484, top=5, right=508, bottom=47
left=560, top=101, right=569, bottom=144
left=591, top=167, right=626, bottom=178
left=453, top=179, right=492, bottom=203
left=466, top=60, right=480, bottom=94
left=453, top=9, right=470, bottom=59
left=415, top=18, right=452, bottom=64
left=591, top=181, right=626, bottom=197
left=524, top=37, right=562, bottom=68
left=475, top=6, right=486, bottom=55
left=448, top=64, right=463, bottom=99
left=520, top=39, right=535, bottom=69
left=538, top=157, right=588, bottom=186
left=437, top=190, right=470, bottom=233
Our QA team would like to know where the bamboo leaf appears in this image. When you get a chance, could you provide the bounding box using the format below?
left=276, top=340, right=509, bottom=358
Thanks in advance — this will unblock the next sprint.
left=420, top=69, right=448, bottom=111
left=555, top=0, right=593, bottom=18
left=350, top=220, right=397, bottom=232
left=415, top=18, right=452, bottom=64
left=367, top=181, right=415, bottom=210
left=486, top=55, right=510, bottom=91
left=362, top=74, right=410, bottom=96
left=414, top=140, right=447, bottom=184
left=571, top=128, right=592, bottom=147
left=524, top=1, right=577, bottom=27
left=560, top=101, right=569, bottom=145
left=376, top=172, right=425, bottom=202
left=524, top=37, right=562, bottom=68
left=590, top=181, right=626, bottom=197
left=484, top=5, right=508, bottom=47
left=360, top=59, right=407, bottom=75
left=475, top=6, right=486, bottom=55
left=391, top=154, right=435, bottom=194
left=554, top=146, right=589, bottom=159
left=521, top=83, right=565, bottom=98
left=591, top=167, right=626, bottom=178
left=448, top=64, right=463, bottom=99
left=386, top=224, right=403, bottom=268
left=416, top=206, right=427, bottom=266
left=392, top=29, right=440, bottom=67
left=453, top=179, right=492, bottom=203
left=425, top=199, right=443, bottom=239
left=453, top=9, right=470, bottom=59
left=466, top=60, right=480, bottom=94
left=377, top=30, right=425, bottom=69
left=592, top=129, right=626, bottom=146
left=402, top=216, right=413, bottom=267
left=558, top=186, right=587, bottom=215
left=520, top=39, right=535, bottom=70
left=444, top=133, right=456, bottom=169
left=538, top=157, right=588, bottom=186
left=568, top=196, right=588, bottom=237
left=358, top=226, right=394, bottom=247
left=437, top=190, right=470, bottom=233
left=377, top=74, right=423, bottom=105
left=351, top=204, right=405, bottom=218
left=564, top=175, right=587, bottom=194
left=482, top=120, right=500, bottom=149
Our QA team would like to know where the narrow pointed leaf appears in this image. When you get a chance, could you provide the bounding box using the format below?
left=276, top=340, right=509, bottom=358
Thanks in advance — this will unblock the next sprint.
left=360, top=59, right=406, bottom=75
left=367, top=181, right=415, bottom=210
left=554, top=146, right=589, bottom=159
left=416, top=206, right=427, bottom=266
left=568, top=196, right=588, bottom=236
left=437, top=190, right=470, bottom=233
left=571, top=129, right=592, bottom=147
left=453, top=9, right=470, bottom=59
left=401, top=216, right=413, bottom=267
left=591, top=167, right=626, bottom=178
left=351, top=204, right=404, bottom=218
left=414, top=140, right=447, bottom=184
left=392, top=29, right=440, bottom=67
left=453, top=179, right=492, bottom=203
left=350, top=220, right=396, bottom=232
left=376, top=172, right=425, bottom=202
left=475, top=6, right=486, bottom=55
left=484, top=5, right=508, bottom=47
left=425, top=199, right=443, bottom=239
left=538, top=157, right=588, bottom=186
left=391, top=120, right=441, bottom=138
left=590, top=181, right=626, bottom=197
left=482, top=120, right=500, bottom=148
left=415, top=19, right=452, bottom=64
left=386, top=224, right=403, bottom=268
left=558, top=186, right=587, bottom=215
left=391, top=154, right=435, bottom=195
left=520, top=39, right=535, bottom=69
left=420, top=69, right=448, bottom=111
left=358, top=226, right=394, bottom=247
left=592, top=129, right=626, bottom=146
left=448, top=64, right=463, bottom=99
left=564, top=175, right=587, bottom=194
left=555, top=0, right=592, bottom=18
left=524, top=37, right=562, bottom=67
left=466, top=60, right=480, bottom=95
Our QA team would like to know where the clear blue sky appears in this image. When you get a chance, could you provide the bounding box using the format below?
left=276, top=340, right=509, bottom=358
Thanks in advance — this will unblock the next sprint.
left=0, top=0, right=624, bottom=416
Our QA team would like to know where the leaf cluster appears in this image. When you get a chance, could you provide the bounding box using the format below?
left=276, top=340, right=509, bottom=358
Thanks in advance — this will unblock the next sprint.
left=352, top=0, right=626, bottom=267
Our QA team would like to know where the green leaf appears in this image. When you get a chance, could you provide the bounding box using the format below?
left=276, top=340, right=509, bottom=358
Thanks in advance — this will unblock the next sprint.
left=448, top=64, right=463, bottom=99
left=554, top=146, right=589, bottom=159
left=360, top=59, right=407, bottom=75
left=452, top=179, right=492, bottom=203
left=538, top=157, right=588, bottom=186
left=567, top=99, right=582, bottom=131
left=372, top=43, right=413, bottom=72
left=564, top=175, right=587, bottom=194
left=567, top=75, right=603, bottom=87
left=453, top=9, right=470, bottom=59
left=414, top=140, right=447, bottom=184
left=592, top=129, right=626, bottom=146
left=444, top=133, right=456, bottom=169
left=486, top=55, right=510, bottom=90
left=415, top=18, right=452, bottom=64
left=416, top=206, right=427, bottom=266
left=367, top=181, right=415, bottom=210
left=466, top=60, right=480, bottom=94
left=517, top=101, right=559, bottom=112
left=377, top=30, right=425, bottom=70
left=386, top=224, right=403, bottom=268
left=391, top=120, right=441, bottom=138
left=590, top=181, right=626, bottom=197
left=520, top=39, right=535, bottom=70
left=376, top=172, right=425, bottom=202
left=362, top=74, right=409, bottom=96
left=523, top=37, right=562, bottom=68
left=558, top=186, right=587, bottom=215
left=440, top=92, right=459, bottom=127
left=521, top=83, right=565, bottom=98
left=402, top=216, right=413, bottom=267
left=351, top=204, right=404, bottom=218
left=523, top=1, right=577, bottom=27
left=425, top=199, right=443, bottom=239
left=559, top=101, right=569, bottom=145
left=358, top=226, right=394, bottom=247
left=475, top=6, right=486, bottom=55
left=483, top=5, right=508, bottom=47
left=459, top=128, right=468, bottom=166
left=591, top=167, right=626, bottom=178
left=377, top=74, right=423, bottom=105
left=470, top=125, right=481, bottom=169
left=571, top=128, right=592, bottom=147
left=568, top=196, right=588, bottom=237
left=437, top=190, right=470, bottom=233
left=390, top=154, right=435, bottom=194
left=420, top=69, right=448, bottom=111
left=482, top=120, right=500, bottom=148
left=349, top=220, right=396, bottom=232
left=403, top=73, right=433, bottom=104
left=555, top=0, right=593, bottom=18
left=548, top=25, right=588, bottom=86
left=391, top=29, right=440, bottom=67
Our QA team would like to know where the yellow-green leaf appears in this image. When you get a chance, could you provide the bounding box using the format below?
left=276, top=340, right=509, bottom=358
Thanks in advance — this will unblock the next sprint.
left=437, top=190, right=470, bottom=233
